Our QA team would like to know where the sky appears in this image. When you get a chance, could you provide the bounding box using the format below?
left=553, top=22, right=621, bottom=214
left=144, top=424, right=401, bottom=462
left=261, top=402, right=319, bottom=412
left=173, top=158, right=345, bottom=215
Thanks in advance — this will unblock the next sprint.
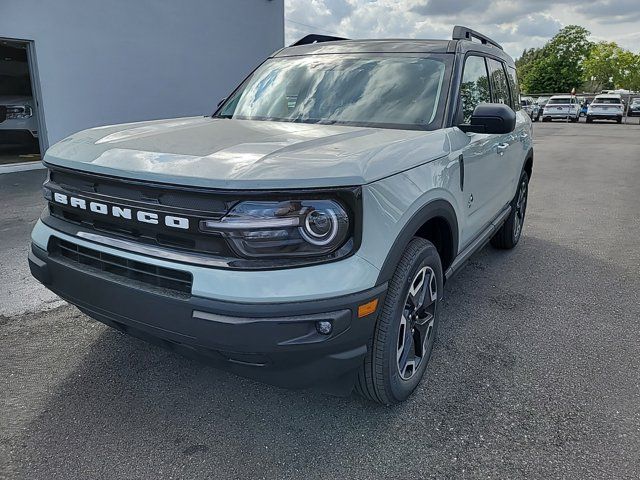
left=284, top=0, right=640, bottom=58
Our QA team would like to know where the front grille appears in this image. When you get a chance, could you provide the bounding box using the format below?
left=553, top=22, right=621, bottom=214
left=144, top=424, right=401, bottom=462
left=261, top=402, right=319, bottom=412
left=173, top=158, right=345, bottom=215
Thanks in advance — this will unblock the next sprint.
left=46, top=168, right=235, bottom=257
left=50, top=238, right=192, bottom=296
left=50, top=169, right=229, bottom=213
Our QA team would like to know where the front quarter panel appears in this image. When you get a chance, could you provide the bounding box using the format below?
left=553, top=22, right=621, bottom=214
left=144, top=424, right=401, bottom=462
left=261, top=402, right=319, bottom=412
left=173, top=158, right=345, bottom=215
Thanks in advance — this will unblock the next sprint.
left=357, top=150, right=463, bottom=274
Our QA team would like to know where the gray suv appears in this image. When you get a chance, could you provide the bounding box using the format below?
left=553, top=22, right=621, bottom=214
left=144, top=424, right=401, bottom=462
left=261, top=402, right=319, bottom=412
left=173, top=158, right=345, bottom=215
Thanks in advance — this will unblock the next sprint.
left=29, top=26, right=533, bottom=404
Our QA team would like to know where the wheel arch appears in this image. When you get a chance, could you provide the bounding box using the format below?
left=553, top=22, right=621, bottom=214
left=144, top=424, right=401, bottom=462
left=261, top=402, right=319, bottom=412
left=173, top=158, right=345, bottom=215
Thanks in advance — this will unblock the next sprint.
left=376, top=199, right=459, bottom=285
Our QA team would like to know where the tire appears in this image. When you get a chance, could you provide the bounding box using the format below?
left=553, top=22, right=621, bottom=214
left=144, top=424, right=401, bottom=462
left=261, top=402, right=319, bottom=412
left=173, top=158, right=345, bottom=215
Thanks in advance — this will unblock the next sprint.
left=491, top=170, right=529, bottom=250
left=586, top=116, right=593, bottom=123
left=356, top=238, right=443, bottom=405
left=617, top=116, right=622, bottom=124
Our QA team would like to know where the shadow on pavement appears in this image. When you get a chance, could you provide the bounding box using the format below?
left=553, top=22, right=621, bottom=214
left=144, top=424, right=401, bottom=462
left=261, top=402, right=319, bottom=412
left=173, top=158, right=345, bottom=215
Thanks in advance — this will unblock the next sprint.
left=7, top=235, right=639, bottom=479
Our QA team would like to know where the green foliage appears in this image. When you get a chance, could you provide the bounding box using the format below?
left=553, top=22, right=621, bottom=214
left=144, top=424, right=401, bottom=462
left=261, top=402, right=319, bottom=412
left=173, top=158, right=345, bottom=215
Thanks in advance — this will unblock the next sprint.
left=519, top=25, right=593, bottom=94
left=583, top=42, right=640, bottom=91
left=518, top=25, right=640, bottom=93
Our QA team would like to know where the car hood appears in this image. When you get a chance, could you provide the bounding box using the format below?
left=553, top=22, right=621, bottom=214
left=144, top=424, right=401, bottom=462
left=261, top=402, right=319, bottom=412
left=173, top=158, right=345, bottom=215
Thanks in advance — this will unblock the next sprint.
left=44, top=117, right=451, bottom=189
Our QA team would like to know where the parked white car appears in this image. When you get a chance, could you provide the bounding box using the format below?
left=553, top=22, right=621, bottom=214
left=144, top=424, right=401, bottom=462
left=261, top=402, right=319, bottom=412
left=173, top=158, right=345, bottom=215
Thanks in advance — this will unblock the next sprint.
left=0, top=94, right=39, bottom=150
left=586, top=94, right=624, bottom=124
left=541, top=95, right=580, bottom=122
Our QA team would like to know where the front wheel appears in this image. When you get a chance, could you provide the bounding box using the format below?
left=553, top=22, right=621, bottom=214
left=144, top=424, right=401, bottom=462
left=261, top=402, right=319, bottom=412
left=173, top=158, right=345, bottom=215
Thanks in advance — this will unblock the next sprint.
left=491, top=170, right=529, bottom=249
left=356, top=238, right=442, bottom=405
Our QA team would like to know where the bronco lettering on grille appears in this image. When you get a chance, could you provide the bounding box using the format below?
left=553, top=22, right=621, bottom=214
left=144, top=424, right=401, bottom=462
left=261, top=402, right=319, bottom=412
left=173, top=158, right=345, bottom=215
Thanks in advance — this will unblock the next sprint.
left=52, top=192, right=190, bottom=230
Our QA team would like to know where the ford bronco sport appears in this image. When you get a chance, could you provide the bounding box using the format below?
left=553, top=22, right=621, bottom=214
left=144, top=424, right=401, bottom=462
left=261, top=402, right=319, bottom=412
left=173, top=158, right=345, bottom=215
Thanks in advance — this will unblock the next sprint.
left=29, top=26, right=533, bottom=404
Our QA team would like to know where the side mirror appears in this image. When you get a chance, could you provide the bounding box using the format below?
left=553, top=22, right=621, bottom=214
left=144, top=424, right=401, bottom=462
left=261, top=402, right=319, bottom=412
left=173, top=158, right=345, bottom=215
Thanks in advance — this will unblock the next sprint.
left=458, top=103, right=516, bottom=134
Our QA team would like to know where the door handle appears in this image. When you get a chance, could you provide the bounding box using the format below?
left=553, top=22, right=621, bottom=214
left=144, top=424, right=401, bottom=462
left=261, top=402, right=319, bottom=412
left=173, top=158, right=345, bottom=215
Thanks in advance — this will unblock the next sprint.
left=496, top=143, right=509, bottom=155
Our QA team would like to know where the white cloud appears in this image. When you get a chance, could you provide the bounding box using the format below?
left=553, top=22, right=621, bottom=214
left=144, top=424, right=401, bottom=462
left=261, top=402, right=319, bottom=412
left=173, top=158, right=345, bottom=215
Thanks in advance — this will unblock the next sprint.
left=285, top=0, right=640, bottom=57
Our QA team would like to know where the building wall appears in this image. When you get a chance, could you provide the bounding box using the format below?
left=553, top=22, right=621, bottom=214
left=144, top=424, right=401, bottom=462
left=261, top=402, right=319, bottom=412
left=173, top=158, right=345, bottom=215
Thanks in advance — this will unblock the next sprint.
left=0, top=0, right=284, bottom=149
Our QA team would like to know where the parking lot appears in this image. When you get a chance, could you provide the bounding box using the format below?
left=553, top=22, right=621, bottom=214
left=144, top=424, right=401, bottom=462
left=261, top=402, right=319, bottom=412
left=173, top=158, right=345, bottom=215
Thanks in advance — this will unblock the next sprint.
left=1, top=120, right=639, bottom=479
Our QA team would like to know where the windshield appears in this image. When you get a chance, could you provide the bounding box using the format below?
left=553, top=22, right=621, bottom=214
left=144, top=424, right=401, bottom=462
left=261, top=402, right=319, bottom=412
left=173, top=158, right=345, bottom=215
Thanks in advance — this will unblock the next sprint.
left=593, top=97, right=621, bottom=104
left=547, top=98, right=572, bottom=105
left=216, top=54, right=452, bottom=130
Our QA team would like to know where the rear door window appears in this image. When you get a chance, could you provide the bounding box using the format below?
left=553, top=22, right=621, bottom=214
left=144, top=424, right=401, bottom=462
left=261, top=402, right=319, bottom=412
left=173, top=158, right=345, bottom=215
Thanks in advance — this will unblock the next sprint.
left=487, top=58, right=511, bottom=108
left=506, top=66, right=521, bottom=111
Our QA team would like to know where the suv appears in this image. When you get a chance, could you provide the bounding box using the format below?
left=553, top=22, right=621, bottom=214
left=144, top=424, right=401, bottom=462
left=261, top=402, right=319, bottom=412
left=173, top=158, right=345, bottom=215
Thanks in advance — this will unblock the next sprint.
left=520, top=97, right=539, bottom=121
left=542, top=95, right=580, bottom=122
left=587, top=94, right=624, bottom=123
left=29, top=27, right=533, bottom=404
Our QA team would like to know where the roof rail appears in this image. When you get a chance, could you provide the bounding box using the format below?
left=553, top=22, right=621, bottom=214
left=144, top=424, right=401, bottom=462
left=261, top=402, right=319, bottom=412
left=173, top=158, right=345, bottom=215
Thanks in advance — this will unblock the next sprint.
left=291, top=34, right=347, bottom=47
left=452, top=26, right=503, bottom=50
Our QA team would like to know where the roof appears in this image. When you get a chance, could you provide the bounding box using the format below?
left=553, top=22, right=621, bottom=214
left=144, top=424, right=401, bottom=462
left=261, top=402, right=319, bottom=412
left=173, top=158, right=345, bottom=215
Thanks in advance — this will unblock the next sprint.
left=274, top=39, right=454, bottom=57
left=273, top=38, right=515, bottom=67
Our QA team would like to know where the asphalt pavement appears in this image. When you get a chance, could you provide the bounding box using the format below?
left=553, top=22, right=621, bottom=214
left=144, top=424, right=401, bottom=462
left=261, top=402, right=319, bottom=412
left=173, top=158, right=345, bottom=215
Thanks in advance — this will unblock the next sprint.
left=1, top=120, right=639, bottom=479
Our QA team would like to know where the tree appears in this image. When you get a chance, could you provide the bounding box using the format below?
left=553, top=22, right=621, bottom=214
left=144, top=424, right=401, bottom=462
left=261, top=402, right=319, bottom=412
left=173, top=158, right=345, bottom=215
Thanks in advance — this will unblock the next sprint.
left=519, top=26, right=593, bottom=94
left=621, top=51, right=640, bottom=91
left=583, top=42, right=640, bottom=91
left=515, top=47, right=543, bottom=89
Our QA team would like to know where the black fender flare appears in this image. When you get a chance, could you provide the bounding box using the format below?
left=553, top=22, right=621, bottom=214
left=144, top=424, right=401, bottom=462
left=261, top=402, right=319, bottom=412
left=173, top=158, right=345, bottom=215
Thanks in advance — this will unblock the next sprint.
left=524, top=147, right=534, bottom=178
left=376, top=199, right=459, bottom=285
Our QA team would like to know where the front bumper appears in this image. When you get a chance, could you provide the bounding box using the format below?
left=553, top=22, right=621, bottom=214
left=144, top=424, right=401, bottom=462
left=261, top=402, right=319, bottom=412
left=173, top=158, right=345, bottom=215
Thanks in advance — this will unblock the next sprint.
left=29, top=242, right=386, bottom=393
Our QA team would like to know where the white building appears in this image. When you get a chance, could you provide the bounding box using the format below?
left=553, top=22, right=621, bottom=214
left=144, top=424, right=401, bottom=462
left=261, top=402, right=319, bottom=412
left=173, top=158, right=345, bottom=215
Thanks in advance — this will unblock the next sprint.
left=0, top=0, right=284, bottom=152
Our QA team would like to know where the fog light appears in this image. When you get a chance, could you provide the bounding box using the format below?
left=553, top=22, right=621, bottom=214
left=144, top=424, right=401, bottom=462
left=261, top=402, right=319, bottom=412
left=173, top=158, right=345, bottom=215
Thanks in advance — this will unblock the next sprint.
left=316, top=320, right=332, bottom=335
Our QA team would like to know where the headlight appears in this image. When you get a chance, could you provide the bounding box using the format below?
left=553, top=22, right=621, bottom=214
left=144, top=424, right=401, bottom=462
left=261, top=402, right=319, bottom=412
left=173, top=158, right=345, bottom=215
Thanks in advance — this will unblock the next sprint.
left=200, top=199, right=351, bottom=259
left=6, top=105, right=33, bottom=119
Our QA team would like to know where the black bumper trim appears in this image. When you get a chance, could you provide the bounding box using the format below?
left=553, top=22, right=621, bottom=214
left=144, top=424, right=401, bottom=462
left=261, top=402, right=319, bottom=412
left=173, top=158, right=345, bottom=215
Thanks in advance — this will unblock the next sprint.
left=29, top=243, right=387, bottom=393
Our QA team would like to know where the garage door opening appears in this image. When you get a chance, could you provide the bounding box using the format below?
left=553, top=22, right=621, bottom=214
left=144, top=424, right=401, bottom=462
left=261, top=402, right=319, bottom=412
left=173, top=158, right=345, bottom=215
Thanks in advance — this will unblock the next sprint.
left=0, top=38, right=43, bottom=165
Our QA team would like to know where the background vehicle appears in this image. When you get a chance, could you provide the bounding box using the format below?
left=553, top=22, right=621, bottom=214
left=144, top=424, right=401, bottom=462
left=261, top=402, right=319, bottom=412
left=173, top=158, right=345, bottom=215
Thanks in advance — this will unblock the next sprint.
left=628, top=98, right=640, bottom=117
left=587, top=94, right=624, bottom=123
left=541, top=95, right=580, bottom=122
left=535, top=96, right=549, bottom=121
left=0, top=94, right=39, bottom=152
left=579, top=100, right=590, bottom=117
left=520, top=97, right=538, bottom=121
left=28, top=27, right=533, bottom=405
